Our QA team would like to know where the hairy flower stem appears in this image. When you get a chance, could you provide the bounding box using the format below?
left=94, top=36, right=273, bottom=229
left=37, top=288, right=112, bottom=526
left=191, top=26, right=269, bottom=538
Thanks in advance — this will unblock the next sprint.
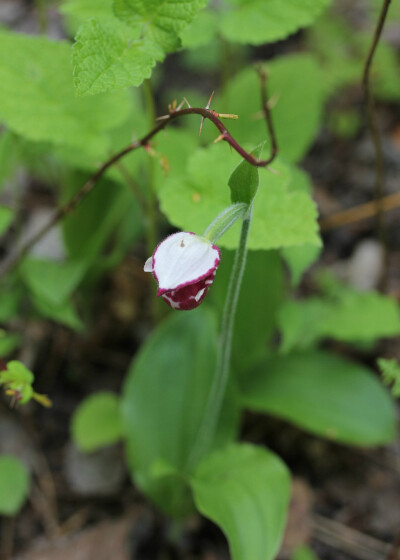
left=187, top=206, right=252, bottom=471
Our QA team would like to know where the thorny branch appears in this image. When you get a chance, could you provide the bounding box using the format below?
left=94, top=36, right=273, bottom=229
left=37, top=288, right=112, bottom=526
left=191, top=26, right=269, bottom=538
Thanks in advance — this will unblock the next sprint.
left=0, top=69, right=277, bottom=279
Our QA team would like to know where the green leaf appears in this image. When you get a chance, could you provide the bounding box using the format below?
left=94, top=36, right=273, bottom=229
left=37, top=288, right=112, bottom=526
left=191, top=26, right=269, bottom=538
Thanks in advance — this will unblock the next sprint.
left=73, top=17, right=159, bottom=96
left=20, top=259, right=88, bottom=307
left=0, top=456, right=30, bottom=516
left=378, top=358, right=400, bottom=398
left=221, top=54, right=325, bottom=163
left=220, top=0, right=330, bottom=45
left=33, top=296, right=84, bottom=331
left=121, top=309, right=240, bottom=516
left=180, top=10, right=219, bottom=49
left=241, top=351, right=397, bottom=445
left=72, top=392, right=123, bottom=452
left=62, top=175, right=142, bottom=262
left=0, top=29, right=131, bottom=158
left=0, top=333, right=21, bottom=357
left=114, top=0, right=208, bottom=52
left=281, top=167, right=321, bottom=285
left=282, top=245, right=321, bottom=286
left=228, top=147, right=261, bottom=205
left=151, top=128, right=199, bottom=192
left=0, top=131, right=20, bottom=190
left=278, top=291, right=400, bottom=352
left=0, top=206, right=14, bottom=236
left=190, top=443, right=291, bottom=560
left=0, top=287, right=21, bottom=321
left=159, top=144, right=320, bottom=251
left=61, top=0, right=113, bottom=32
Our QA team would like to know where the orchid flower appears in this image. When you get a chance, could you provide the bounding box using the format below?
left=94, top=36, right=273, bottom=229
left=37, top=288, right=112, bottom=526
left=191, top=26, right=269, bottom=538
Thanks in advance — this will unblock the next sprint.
left=144, top=232, right=220, bottom=310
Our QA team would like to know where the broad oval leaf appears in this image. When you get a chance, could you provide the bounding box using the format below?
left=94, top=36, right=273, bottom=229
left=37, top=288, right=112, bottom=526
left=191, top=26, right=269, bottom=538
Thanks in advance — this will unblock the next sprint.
left=241, top=351, right=397, bottom=446
left=20, top=259, right=88, bottom=307
left=0, top=456, right=30, bottom=516
left=121, top=309, right=240, bottom=516
left=220, top=0, right=330, bottom=45
left=190, top=443, right=291, bottom=560
left=72, top=392, right=123, bottom=452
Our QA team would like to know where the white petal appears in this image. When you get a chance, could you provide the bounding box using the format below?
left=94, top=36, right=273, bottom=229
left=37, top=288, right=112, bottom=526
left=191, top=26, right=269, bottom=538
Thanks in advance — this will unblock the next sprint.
left=153, top=232, right=220, bottom=292
left=144, top=256, right=154, bottom=272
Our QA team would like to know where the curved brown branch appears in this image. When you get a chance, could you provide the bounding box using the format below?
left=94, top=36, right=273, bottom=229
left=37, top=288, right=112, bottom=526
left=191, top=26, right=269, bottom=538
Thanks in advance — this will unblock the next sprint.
left=0, top=73, right=277, bottom=279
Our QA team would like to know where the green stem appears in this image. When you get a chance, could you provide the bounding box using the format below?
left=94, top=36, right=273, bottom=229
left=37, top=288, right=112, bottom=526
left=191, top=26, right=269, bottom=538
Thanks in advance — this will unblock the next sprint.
left=187, top=206, right=253, bottom=470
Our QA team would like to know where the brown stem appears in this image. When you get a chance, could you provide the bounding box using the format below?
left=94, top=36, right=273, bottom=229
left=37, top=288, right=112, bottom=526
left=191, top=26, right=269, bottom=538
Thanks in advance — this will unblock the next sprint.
left=0, top=516, right=15, bottom=560
left=362, top=0, right=392, bottom=287
left=0, top=73, right=277, bottom=279
left=258, top=67, right=278, bottom=163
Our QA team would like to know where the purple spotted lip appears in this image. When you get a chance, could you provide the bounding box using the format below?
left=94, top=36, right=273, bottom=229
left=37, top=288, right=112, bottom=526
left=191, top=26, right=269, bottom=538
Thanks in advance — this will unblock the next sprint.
left=144, top=232, right=221, bottom=310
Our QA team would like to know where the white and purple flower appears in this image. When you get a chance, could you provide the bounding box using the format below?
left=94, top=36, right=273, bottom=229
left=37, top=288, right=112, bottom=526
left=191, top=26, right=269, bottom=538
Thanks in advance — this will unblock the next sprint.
left=144, top=232, right=221, bottom=310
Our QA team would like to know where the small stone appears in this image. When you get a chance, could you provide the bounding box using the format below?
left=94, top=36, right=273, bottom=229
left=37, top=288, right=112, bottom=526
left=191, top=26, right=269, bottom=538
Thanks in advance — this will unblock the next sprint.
left=0, top=0, right=26, bottom=24
left=0, top=412, right=34, bottom=471
left=347, top=239, right=384, bottom=290
left=19, top=208, right=66, bottom=261
left=64, top=442, right=126, bottom=496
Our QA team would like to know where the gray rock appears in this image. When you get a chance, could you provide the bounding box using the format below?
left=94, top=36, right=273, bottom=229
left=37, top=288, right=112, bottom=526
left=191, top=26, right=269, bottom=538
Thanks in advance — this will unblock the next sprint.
left=347, top=239, right=384, bottom=290
left=64, top=442, right=126, bottom=496
left=0, top=411, right=35, bottom=470
left=19, top=208, right=66, bottom=261
left=0, top=0, right=26, bottom=25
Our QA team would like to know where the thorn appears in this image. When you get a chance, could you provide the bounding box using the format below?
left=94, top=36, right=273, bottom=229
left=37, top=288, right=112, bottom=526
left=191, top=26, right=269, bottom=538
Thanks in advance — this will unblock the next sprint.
left=144, top=144, right=156, bottom=156
left=183, top=97, right=191, bottom=108
left=160, top=155, right=170, bottom=177
left=267, top=92, right=280, bottom=110
left=156, top=114, right=170, bottom=121
left=267, top=166, right=282, bottom=176
left=200, top=91, right=215, bottom=136
left=213, top=134, right=225, bottom=144
left=168, top=99, right=177, bottom=114
left=251, top=110, right=265, bottom=122
left=199, top=118, right=205, bottom=136
left=205, top=91, right=215, bottom=110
